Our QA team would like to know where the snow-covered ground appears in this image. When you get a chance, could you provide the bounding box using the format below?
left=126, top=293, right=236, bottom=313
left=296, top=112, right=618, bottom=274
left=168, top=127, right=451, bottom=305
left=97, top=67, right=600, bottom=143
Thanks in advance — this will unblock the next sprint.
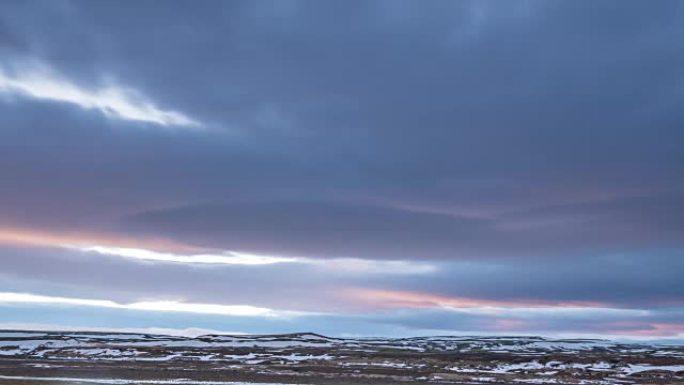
left=2, top=330, right=679, bottom=357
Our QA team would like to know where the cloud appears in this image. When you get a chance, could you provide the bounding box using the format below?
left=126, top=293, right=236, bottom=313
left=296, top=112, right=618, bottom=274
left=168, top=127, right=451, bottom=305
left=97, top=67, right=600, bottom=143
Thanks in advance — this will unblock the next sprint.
left=1, top=240, right=681, bottom=316
left=0, top=0, right=682, bottom=263
left=312, top=258, right=436, bottom=275
left=1, top=289, right=682, bottom=338
left=348, top=289, right=609, bottom=310
left=0, top=227, right=194, bottom=252
left=75, top=244, right=436, bottom=274
left=0, top=224, right=435, bottom=274
left=125, top=201, right=494, bottom=260
left=0, top=64, right=200, bottom=127
left=126, top=198, right=684, bottom=261
left=382, top=251, right=684, bottom=308
left=0, top=292, right=285, bottom=317
left=0, top=0, right=682, bottom=338
left=368, top=308, right=684, bottom=340
left=0, top=323, right=244, bottom=337
left=76, top=245, right=299, bottom=266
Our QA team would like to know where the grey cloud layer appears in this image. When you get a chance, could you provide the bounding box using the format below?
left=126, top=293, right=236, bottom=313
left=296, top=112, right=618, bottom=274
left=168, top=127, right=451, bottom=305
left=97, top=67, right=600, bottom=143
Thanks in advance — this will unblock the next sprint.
left=0, top=0, right=683, bottom=334
left=1, top=245, right=681, bottom=310
left=1, top=1, right=682, bottom=259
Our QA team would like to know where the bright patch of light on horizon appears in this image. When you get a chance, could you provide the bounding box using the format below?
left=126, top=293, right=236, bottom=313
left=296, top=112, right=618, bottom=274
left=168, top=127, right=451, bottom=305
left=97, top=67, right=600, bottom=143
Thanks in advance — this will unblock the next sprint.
left=0, top=66, right=200, bottom=127
left=0, top=323, right=244, bottom=337
left=75, top=245, right=299, bottom=265
left=72, top=245, right=436, bottom=274
left=0, top=292, right=278, bottom=317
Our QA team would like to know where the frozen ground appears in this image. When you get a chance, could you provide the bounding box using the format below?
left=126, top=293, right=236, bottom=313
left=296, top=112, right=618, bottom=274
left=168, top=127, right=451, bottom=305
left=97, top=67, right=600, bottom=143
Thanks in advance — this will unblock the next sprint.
left=0, top=330, right=682, bottom=384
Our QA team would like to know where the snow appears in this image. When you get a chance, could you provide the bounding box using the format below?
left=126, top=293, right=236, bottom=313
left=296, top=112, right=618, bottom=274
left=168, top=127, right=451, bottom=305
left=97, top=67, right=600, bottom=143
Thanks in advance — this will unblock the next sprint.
left=496, top=361, right=546, bottom=371
left=25, top=363, right=65, bottom=368
left=623, top=364, right=684, bottom=374
left=272, top=353, right=333, bottom=362
left=447, top=360, right=622, bottom=374
left=0, top=331, right=670, bottom=356
left=0, top=348, right=22, bottom=356
left=512, top=380, right=560, bottom=384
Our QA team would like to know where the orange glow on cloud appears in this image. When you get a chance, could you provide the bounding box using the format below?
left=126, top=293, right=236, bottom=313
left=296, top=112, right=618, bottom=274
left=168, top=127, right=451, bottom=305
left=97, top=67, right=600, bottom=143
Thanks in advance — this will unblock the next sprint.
left=350, top=289, right=608, bottom=309
left=0, top=227, right=196, bottom=253
left=488, top=318, right=531, bottom=331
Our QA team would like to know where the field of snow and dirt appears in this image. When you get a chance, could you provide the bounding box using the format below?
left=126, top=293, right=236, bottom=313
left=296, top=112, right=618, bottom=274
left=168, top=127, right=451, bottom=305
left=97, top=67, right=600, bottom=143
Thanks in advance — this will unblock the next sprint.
left=0, top=330, right=682, bottom=384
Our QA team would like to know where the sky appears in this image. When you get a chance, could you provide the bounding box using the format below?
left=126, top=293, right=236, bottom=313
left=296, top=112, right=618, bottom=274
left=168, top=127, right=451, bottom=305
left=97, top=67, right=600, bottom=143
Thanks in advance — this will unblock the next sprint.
left=0, top=0, right=683, bottom=340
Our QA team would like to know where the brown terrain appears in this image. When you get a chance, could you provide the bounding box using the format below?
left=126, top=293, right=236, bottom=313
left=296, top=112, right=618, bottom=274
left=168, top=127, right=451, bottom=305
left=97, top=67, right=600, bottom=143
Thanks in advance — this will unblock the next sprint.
left=1, top=331, right=682, bottom=384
